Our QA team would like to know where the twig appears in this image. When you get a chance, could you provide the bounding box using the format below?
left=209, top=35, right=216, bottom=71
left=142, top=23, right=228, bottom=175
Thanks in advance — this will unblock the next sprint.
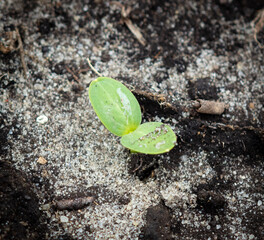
left=153, top=50, right=162, bottom=59
left=131, top=89, right=178, bottom=111
left=0, top=74, right=7, bottom=80
left=123, top=18, right=146, bottom=46
left=110, top=1, right=146, bottom=46
left=66, top=66, right=80, bottom=82
left=15, top=27, right=27, bottom=78
left=87, top=58, right=102, bottom=77
left=132, top=159, right=143, bottom=173
left=78, top=68, right=90, bottom=74
left=252, top=8, right=264, bottom=48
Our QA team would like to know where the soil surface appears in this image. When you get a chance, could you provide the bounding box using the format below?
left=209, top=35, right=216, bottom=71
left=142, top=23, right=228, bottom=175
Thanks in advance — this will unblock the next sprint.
left=0, top=0, right=263, bottom=239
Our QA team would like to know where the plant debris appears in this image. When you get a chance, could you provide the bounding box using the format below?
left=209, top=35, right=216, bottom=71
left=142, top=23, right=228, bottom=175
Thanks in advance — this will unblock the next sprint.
left=193, top=99, right=227, bottom=115
left=15, top=27, right=27, bottom=78
left=252, top=8, right=264, bottom=48
left=55, top=196, right=95, bottom=210
left=0, top=30, right=18, bottom=54
left=111, top=1, right=146, bottom=46
left=37, top=156, right=47, bottom=165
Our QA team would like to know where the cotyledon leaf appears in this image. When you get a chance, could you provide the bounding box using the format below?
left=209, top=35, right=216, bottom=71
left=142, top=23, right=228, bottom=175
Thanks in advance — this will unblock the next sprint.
left=89, top=77, right=142, bottom=137
left=120, top=122, right=177, bottom=154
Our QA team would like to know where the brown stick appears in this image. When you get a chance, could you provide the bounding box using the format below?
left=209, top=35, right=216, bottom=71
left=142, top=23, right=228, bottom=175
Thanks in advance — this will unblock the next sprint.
left=66, top=66, right=80, bottom=82
left=15, top=27, right=27, bottom=78
left=77, top=68, right=91, bottom=74
left=123, top=18, right=146, bottom=46
left=252, top=9, right=264, bottom=48
left=110, top=1, right=146, bottom=46
left=132, top=159, right=143, bottom=173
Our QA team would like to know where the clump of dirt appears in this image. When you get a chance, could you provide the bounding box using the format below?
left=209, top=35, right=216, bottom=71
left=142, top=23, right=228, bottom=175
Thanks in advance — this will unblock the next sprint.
left=141, top=202, right=174, bottom=240
left=0, top=161, right=49, bottom=239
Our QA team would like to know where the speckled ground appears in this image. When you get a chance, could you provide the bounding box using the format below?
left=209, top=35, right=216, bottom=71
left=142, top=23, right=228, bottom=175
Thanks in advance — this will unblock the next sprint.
left=0, top=0, right=263, bottom=239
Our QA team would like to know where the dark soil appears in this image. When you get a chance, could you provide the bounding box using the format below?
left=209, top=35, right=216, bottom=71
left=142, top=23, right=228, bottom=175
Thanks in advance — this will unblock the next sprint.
left=141, top=202, right=174, bottom=240
left=0, top=161, right=49, bottom=240
left=129, top=91, right=264, bottom=239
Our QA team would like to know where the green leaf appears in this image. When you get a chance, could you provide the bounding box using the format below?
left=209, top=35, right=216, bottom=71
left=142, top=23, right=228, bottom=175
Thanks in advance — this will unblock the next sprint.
left=89, top=77, right=142, bottom=137
left=120, top=122, right=177, bottom=154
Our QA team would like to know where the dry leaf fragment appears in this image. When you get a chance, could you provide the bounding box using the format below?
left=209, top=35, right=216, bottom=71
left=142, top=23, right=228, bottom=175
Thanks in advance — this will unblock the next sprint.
left=193, top=99, right=227, bottom=115
left=0, top=31, right=18, bottom=54
left=56, top=196, right=95, bottom=210
left=122, top=18, right=146, bottom=46
left=0, top=28, right=28, bottom=77
left=37, top=156, right=47, bottom=165
left=19, top=221, right=29, bottom=226
left=110, top=1, right=146, bottom=46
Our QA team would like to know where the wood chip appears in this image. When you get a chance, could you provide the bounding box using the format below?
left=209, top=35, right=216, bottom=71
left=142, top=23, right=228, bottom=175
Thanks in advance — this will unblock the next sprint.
left=249, top=102, right=255, bottom=109
left=193, top=99, right=227, bottom=115
left=37, top=156, right=47, bottom=165
left=0, top=31, right=17, bottom=54
left=252, top=8, right=264, bottom=48
left=19, top=221, right=29, bottom=226
left=56, top=196, right=95, bottom=210
left=0, top=28, right=27, bottom=78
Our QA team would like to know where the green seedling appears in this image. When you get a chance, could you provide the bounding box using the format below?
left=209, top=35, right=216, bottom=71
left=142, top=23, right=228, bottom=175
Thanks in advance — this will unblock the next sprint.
left=89, top=77, right=177, bottom=154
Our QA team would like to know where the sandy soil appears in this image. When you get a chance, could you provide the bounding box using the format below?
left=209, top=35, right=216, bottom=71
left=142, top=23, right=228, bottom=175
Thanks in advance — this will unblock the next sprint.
left=0, top=0, right=263, bottom=239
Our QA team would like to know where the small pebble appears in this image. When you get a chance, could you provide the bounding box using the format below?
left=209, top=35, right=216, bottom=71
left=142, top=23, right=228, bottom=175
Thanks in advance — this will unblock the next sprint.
left=257, top=200, right=262, bottom=206
left=60, top=216, right=69, bottom=223
left=19, top=221, right=28, bottom=226
left=133, top=221, right=139, bottom=227
left=24, top=195, right=31, bottom=200
left=36, top=115, right=48, bottom=124
left=41, top=203, right=51, bottom=211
